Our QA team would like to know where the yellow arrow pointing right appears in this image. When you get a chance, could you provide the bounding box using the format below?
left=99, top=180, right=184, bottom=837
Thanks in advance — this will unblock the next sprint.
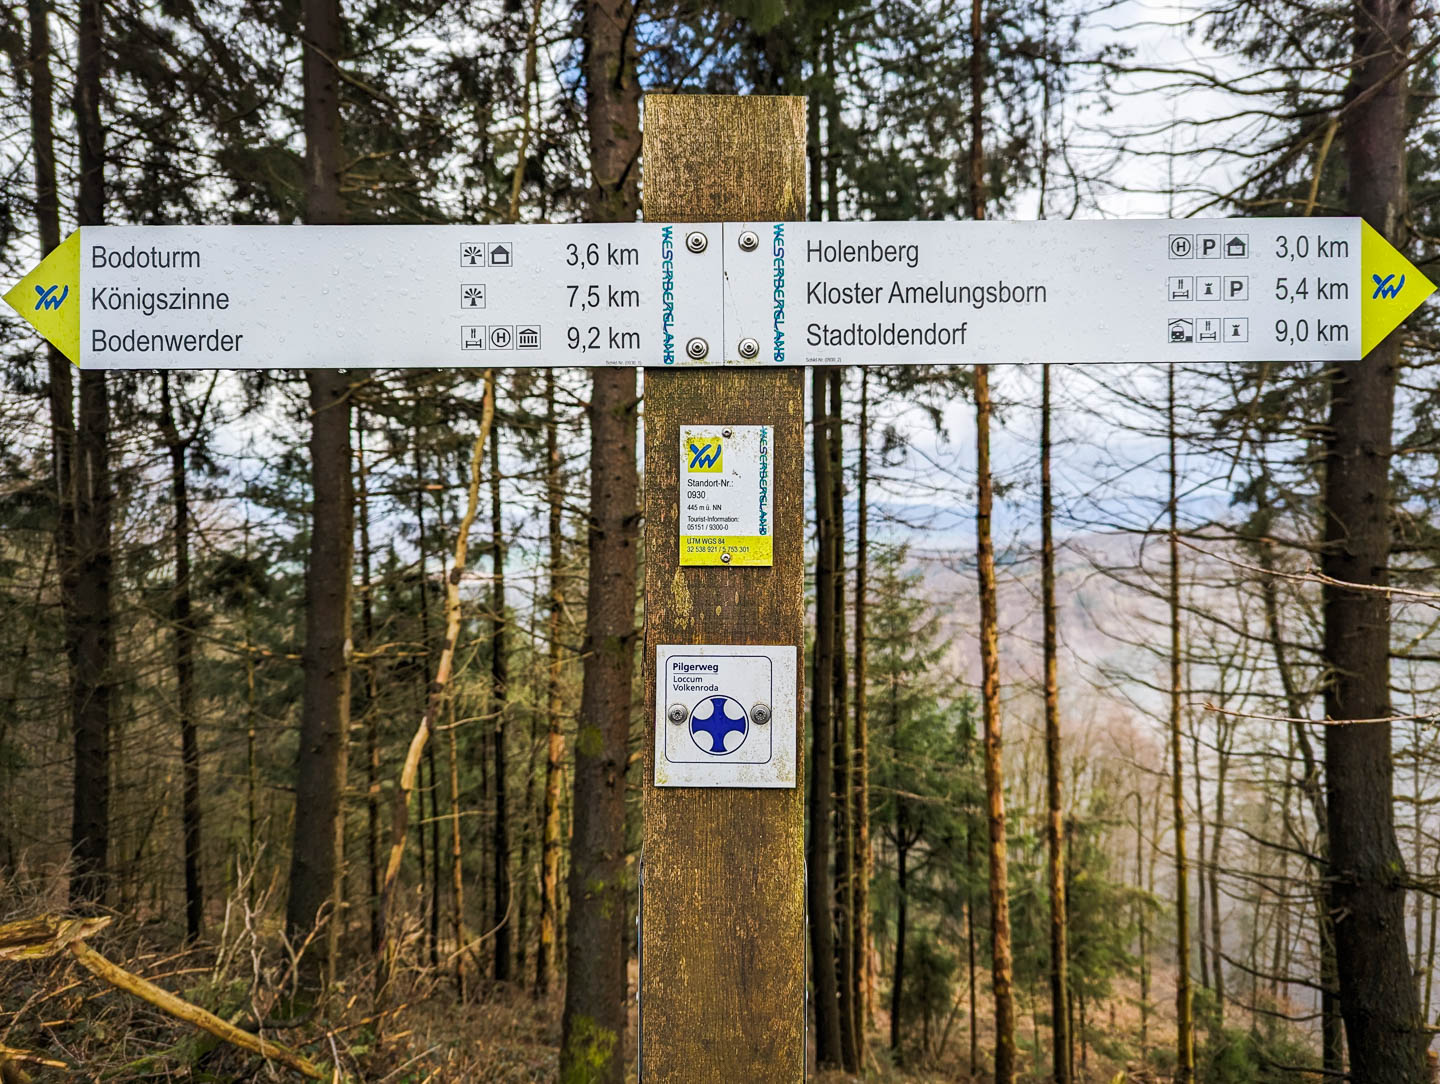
left=1360, top=220, right=1434, bottom=357
left=3, top=229, right=81, bottom=365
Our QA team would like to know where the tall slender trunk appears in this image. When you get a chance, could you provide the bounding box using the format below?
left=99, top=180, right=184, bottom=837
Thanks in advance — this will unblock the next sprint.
left=1040, top=367, right=1070, bottom=1084
left=1209, top=723, right=1228, bottom=1021
left=853, top=369, right=872, bottom=1038
left=159, top=374, right=204, bottom=941
left=965, top=825, right=979, bottom=1077
left=1325, top=0, right=1426, bottom=1069
left=1136, top=790, right=1149, bottom=1064
left=537, top=370, right=565, bottom=997
left=447, top=696, right=467, bottom=995
left=1258, top=533, right=1343, bottom=1068
left=1167, top=370, right=1195, bottom=1081
left=491, top=419, right=513, bottom=982
left=890, top=837, right=909, bottom=1060
left=412, top=440, right=436, bottom=966
left=357, top=416, right=383, bottom=956
left=29, top=0, right=83, bottom=900
left=69, top=0, right=113, bottom=912
left=377, top=376, right=496, bottom=999
left=287, top=0, right=351, bottom=981
left=809, top=367, right=843, bottom=1068
left=560, top=0, right=640, bottom=1068
left=969, top=3, right=1015, bottom=1076
left=830, top=371, right=858, bottom=1072
left=1194, top=723, right=1210, bottom=995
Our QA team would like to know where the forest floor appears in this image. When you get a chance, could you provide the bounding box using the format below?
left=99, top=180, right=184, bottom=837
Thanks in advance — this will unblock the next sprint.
left=0, top=881, right=1201, bottom=1082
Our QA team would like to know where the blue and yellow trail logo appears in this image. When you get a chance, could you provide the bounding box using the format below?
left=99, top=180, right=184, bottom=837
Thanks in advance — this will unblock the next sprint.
left=34, top=284, right=69, bottom=311
left=687, top=437, right=722, bottom=472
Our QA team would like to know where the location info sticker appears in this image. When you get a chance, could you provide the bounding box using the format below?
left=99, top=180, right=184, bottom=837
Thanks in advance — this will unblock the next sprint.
left=679, top=424, right=773, bottom=566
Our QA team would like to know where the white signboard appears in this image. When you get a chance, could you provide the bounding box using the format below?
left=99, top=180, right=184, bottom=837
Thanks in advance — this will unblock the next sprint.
left=655, top=644, right=797, bottom=788
left=679, top=424, right=774, bottom=567
left=7, top=219, right=1429, bottom=368
left=724, top=219, right=1418, bottom=365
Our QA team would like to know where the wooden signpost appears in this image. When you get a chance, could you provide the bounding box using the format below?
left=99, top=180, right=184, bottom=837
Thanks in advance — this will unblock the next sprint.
left=7, top=88, right=1438, bottom=1084
left=639, top=95, right=808, bottom=1080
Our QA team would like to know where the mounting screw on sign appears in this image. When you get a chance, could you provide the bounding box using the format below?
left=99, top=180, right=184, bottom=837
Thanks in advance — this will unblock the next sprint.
left=738, top=230, right=759, bottom=252
left=751, top=703, right=771, bottom=725
left=720, top=552, right=732, bottom=564
left=667, top=703, right=688, bottom=725
left=685, top=231, right=708, bottom=254
left=738, top=337, right=760, bottom=359
left=685, top=337, right=708, bottom=360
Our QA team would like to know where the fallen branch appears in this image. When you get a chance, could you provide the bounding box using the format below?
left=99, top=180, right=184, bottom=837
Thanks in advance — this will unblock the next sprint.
left=67, top=939, right=327, bottom=1080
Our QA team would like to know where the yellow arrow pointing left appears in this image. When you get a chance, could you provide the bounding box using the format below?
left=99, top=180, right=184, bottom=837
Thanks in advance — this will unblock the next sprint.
left=4, top=230, right=81, bottom=365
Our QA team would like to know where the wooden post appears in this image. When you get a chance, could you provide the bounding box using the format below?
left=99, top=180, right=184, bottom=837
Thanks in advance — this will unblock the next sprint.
left=641, top=95, right=807, bottom=1080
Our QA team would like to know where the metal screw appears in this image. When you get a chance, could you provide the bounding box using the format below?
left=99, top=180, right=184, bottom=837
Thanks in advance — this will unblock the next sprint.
left=720, top=552, right=732, bottom=564
left=685, top=231, right=708, bottom=254
left=667, top=703, right=687, bottom=725
left=737, top=337, right=760, bottom=359
left=751, top=703, right=772, bottom=725
left=685, top=337, right=708, bottom=360
left=721, top=427, right=733, bottom=438
left=738, top=230, right=759, bottom=252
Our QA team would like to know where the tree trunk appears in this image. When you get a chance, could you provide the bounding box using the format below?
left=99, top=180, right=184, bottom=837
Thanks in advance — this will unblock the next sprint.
left=830, top=370, right=859, bottom=1073
left=1324, top=0, right=1427, bottom=1069
left=853, top=369, right=872, bottom=1039
left=969, top=3, right=1016, bottom=1076
left=891, top=836, right=909, bottom=1060
left=158, top=374, right=204, bottom=942
left=287, top=0, right=351, bottom=982
left=1040, top=367, right=1070, bottom=1084
left=377, top=376, right=496, bottom=996
left=68, top=0, right=114, bottom=912
left=491, top=418, right=512, bottom=982
left=537, top=369, right=565, bottom=997
left=560, top=1, right=640, bottom=1070
left=1167, top=370, right=1196, bottom=1081
left=1258, top=533, right=1344, bottom=1069
left=974, top=364, right=1017, bottom=1082
left=809, top=366, right=844, bottom=1069
left=357, top=416, right=383, bottom=956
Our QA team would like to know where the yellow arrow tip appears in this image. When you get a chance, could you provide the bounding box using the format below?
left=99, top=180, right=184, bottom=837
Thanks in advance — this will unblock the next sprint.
left=1360, top=220, right=1434, bottom=357
left=4, top=230, right=81, bottom=365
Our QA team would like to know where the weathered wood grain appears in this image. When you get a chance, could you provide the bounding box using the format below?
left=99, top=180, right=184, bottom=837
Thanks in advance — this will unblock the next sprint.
left=640, top=94, right=807, bottom=1082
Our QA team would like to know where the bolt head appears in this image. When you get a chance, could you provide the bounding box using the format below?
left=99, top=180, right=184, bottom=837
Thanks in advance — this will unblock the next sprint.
left=738, top=230, right=759, bottom=252
left=667, top=703, right=687, bottom=724
left=737, top=337, right=760, bottom=359
left=685, top=337, right=708, bottom=360
left=720, top=552, right=732, bottom=564
left=751, top=703, right=772, bottom=725
left=685, top=231, right=708, bottom=253
left=721, top=427, right=733, bottom=438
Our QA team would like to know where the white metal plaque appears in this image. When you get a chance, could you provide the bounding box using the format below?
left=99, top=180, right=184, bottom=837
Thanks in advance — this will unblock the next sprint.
left=679, top=424, right=773, bottom=567
left=8, top=219, right=1429, bottom=368
left=723, top=218, right=1429, bottom=365
left=655, top=644, right=797, bottom=788
left=12, top=223, right=722, bottom=370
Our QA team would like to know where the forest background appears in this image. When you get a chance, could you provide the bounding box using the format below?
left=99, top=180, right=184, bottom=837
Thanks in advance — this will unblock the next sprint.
left=0, top=0, right=1437, bottom=1081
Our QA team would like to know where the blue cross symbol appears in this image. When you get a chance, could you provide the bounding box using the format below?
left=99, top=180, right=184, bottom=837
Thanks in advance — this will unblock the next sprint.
left=690, top=695, right=748, bottom=755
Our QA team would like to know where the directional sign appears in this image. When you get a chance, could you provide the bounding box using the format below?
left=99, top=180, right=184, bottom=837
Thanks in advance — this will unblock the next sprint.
left=727, top=219, right=1433, bottom=365
left=3, top=223, right=720, bottom=370
left=5, top=219, right=1431, bottom=368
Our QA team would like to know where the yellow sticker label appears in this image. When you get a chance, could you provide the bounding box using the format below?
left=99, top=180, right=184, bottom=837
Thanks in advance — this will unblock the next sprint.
left=3, top=230, right=81, bottom=365
left=1360, top=220, right=1435, bottom=357
left=681, top=535, right=773, bottom=566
